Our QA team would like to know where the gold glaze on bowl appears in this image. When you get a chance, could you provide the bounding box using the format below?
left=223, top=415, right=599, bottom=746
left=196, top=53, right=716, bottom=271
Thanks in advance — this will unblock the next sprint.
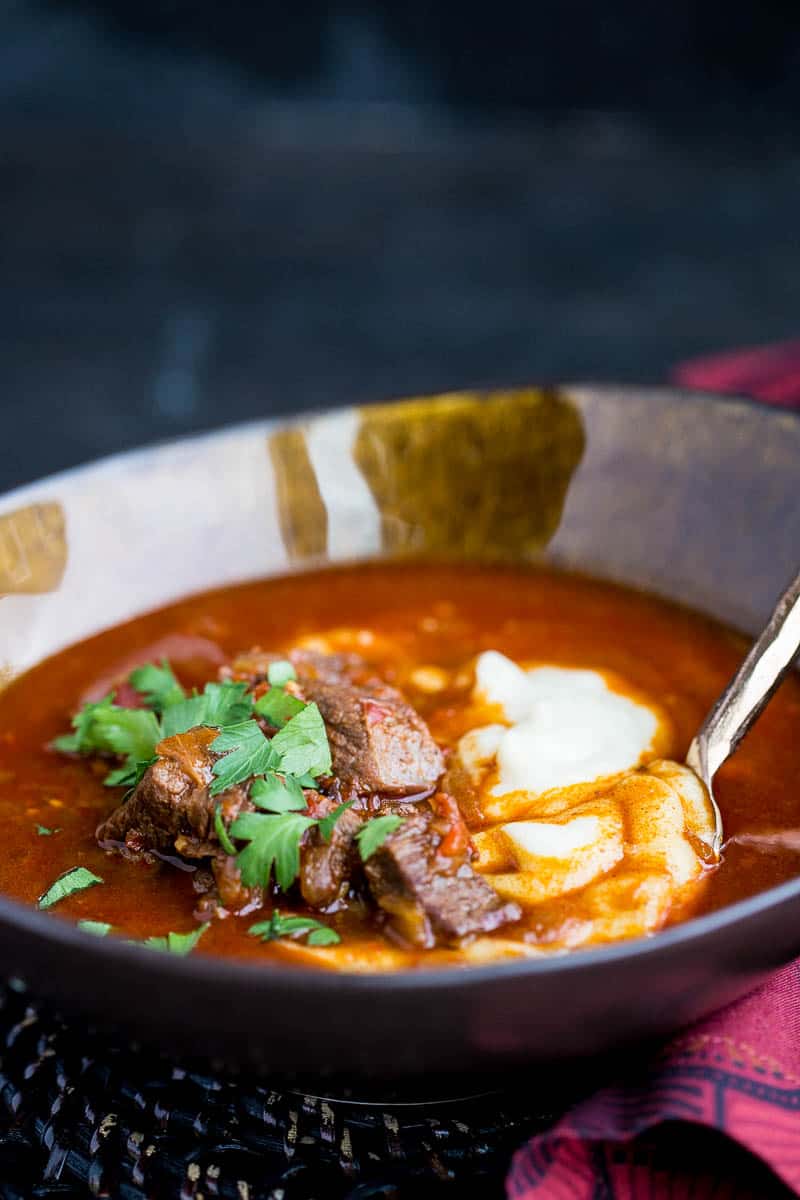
left=0, top=502, right=66, bottom=596
left=269, top=388, right=584, bottom=562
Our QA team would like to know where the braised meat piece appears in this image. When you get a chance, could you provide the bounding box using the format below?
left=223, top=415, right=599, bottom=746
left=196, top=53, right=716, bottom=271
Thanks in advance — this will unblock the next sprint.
left=96, top=648, right=477, bottom=934
left=210, top=849, right=263, bottom=915
left=226, top=647, right=445, bottom=798
left=96, top=728, right=262, bottom=914
left=364, top=811, right=521, bottom=948
left=301, top=676, right=443, bottom=798
left=300, top=800, right=365, bottom=908
left=96, top=722, right=364, bottom=916
left=97, top=737, right=218, bottom=858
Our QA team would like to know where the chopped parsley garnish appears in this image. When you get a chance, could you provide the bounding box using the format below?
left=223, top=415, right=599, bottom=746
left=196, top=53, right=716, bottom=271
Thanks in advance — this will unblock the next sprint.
left=356, top=814, right=404, bottom=861
left=228, top=772, right=352, bottom=891
left=91, top=706, right=162, bottom=761
left=129, top=660, right=185, bottom=711
left=160, top=681, right=253, bottom=739
left=307, top=926, right=342, bottom=946
left=211, top=699, right=330, bottom=795
left=54, top=656, right=336, bottom=896
left=230, top=809, right=317, bottom=890
left=213, top=803, right=237, bottom=856
left=35, top=824, right=59, bottom=836
left=317, top=800, right=354, bottom=843
left=38, top=867, right=103, bottom=910
left=248, top=910, right=340, bottom=946
left=52, top=691, right=160, bottom=753
left=254, top=687, right=305, bottom=728
left=230, top=784, right=353, bottom=891
left=78, top=919, right=112, bottom=937
left=75, top=920, right=207, bottom=954
left=267, top=660, right=297, bottom=687
left=51, top=695, right=116, bottom=755
left=105, top=754, right=158, bottom=790
left=53, top=676, right=254, bottom=789
left=200, top=681, right=254, bottom=726
left=53, top=695, right=162, bottom=789
left=294, top=772, right=320, bottom=788
left=141, top=925, right=207, bottom=956
left=254, top=660, right=303, bottom=727
left=210, top=720, right=277, bottom=795
left=250, top=773, right=307, bottom=812
left=270, top=703, right=331, bottom=778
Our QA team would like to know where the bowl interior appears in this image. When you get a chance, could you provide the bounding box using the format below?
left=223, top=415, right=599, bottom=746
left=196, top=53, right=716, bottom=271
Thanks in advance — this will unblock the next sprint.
left=2, top=385, right=799, bottom=681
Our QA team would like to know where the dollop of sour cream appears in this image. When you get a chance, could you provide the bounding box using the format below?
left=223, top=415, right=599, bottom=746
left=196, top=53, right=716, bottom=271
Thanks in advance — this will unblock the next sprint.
left=502, top=814, right=602, bottom=859
left=473, top=651, right=658, bottom=797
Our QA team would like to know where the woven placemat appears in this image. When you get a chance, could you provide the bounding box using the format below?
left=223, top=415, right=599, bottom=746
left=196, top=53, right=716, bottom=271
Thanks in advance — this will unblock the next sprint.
left=0, top=985, right=555, bottom=1198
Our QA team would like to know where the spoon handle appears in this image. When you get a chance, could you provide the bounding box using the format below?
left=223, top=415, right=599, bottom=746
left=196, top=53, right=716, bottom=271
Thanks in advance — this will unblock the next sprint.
left=690, top=568, right=800, bottom=780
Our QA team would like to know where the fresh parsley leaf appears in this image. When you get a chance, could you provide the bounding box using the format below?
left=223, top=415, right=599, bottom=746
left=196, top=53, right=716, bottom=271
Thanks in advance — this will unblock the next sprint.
left=214, top=803, right=237, bottom=856
left=270, top=703, right=331, bottom=779
left=104, top=755, right=157, bottom=789
left=307, top=926, right=342, bottom=946
left=356, top=814, right=404, bottom=861
left=210, top=721, right=276, bottom=796
left=317, top=800, right=355, bottom=843
left=160, top=680, right=253, bottom=739
left=201, top=681, right=254, bottom=728
left=159, top=696, right=207, bottom=739
left=94, top=707, right=161, bottom=790
left=35, top=824, right=59, bottom=836
left=38, top=867, right=103, bottom=910
left=229, top=810, right=316, bottom=890
left=83, top=706, right=161, bottom=762
left=78, top=919, right=112, bottom=937
left=254, top=687, right=305, bottom=728
left=53, top=695, right=161, bottom=789
left=231, top=773, right=320, bottom=888
left=250, top=772, right=307, bottom=813
left=52, top=694, right=117, bottom=754
left=129, top=660, right=185, bottom=711
left=248, top=910, right=340, bottom=945
left=141, top=925, right=208, bottom=956
left=267, top=660, right=297, bottom=687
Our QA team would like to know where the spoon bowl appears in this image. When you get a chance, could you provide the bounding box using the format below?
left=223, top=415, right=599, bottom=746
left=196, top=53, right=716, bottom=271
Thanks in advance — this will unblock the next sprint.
left=686, top=567, right=800, bottom=859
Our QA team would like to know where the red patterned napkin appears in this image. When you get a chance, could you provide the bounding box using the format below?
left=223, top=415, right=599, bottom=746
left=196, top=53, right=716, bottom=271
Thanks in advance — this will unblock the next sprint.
left=507, top=341, right=800, bottom=1200
left=673, top=338, right=800, bottom=407
left=508, top=962, right=800, bottom=1198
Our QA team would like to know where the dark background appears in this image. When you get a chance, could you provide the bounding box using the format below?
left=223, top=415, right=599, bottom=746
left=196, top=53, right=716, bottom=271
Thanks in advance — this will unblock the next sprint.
left=3, top=0, right=800, bottom=493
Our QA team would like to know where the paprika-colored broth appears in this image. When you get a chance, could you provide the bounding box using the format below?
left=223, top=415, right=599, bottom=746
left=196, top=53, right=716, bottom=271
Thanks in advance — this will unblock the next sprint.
left=1, top=563, right=799, bottom=969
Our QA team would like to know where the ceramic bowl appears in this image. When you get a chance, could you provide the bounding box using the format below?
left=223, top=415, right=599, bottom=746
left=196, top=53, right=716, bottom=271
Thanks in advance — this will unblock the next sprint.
left=1, top=385, right=798, bottom=1085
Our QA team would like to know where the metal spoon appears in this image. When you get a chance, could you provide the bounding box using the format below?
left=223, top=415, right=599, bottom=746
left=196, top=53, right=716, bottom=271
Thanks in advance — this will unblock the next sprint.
left=686, top=567, right=800, bottom=859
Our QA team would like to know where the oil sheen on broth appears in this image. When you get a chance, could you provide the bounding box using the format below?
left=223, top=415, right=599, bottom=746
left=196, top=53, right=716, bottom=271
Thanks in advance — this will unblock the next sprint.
left=0, top=563, right=799, bottom=972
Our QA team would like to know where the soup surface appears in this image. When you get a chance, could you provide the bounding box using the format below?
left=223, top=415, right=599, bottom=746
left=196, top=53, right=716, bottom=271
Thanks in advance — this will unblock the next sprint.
left=1, top=563, right=799, bottom=971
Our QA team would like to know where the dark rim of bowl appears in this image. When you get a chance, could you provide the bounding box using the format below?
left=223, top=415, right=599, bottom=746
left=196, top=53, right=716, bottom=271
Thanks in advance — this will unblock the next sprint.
left=1, top=384, right=799, bottom=995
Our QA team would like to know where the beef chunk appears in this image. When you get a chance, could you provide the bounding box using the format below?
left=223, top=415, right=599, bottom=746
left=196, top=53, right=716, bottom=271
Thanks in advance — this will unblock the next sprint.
left=96, top=726, right=361, bottom=916
left=302, top=677, right=443, bottom=797
left=96, top=729, right=262, bottom=914
left=300, top=802, right=365, bottom=908
left=364, top=812, right=521, bottom=948
left=211, top=850, right=264, bottom=915
left=96, top=728, right=255, bottom=857
left=97, top=751, right=216, bottom=857
left=225, top=647, right=445, bottom=798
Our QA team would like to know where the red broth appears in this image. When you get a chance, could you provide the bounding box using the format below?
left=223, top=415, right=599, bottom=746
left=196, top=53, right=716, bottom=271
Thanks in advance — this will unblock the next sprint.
left=1, top=563, right=799, bottom=968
